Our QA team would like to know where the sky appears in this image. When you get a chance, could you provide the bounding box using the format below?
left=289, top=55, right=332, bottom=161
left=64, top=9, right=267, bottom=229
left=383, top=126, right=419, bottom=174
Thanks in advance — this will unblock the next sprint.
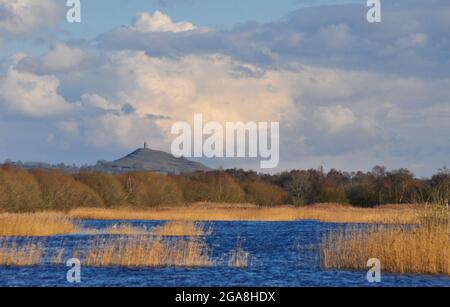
left=0, top=0, right=449, bottom=176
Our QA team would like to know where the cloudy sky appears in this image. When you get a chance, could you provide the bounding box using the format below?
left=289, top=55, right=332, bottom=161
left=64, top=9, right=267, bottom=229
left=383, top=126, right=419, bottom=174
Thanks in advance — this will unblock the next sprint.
left=0, top=0, right=449, bottom=176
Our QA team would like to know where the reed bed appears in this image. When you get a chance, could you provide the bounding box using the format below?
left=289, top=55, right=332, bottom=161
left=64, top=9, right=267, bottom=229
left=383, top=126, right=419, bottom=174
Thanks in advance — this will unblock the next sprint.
left=0, top=212, right=79, bottom=237
left=69, top=203, right=418, bottom=224
left=0, top=239, right=44, bottom=266
left=80, top=235, right=212, bottom=268
left=150, top=221, right=212, bottom=236
left=320, top=205, right=450, bottom=275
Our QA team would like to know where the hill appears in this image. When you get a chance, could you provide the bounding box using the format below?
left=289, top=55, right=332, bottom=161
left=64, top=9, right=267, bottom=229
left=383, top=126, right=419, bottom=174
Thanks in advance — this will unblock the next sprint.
left=91, top=146, right=211, bottom=174
left=7, top=145, right=211, bottom=174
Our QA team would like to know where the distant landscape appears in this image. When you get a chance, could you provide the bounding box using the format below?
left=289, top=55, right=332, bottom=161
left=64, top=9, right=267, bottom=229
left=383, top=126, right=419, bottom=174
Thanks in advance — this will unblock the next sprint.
left=2, top=146, right=449, bottom=212
left=0, top=148, right=449, bottom=280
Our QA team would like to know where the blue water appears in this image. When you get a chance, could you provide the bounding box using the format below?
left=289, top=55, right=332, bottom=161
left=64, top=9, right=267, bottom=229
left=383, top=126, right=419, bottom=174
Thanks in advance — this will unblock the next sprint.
left=0, top=220, right=449, bottom=287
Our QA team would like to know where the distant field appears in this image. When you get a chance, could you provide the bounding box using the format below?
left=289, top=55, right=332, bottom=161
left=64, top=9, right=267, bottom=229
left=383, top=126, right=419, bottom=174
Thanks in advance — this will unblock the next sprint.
left=68, top=203, right=419, bottom=224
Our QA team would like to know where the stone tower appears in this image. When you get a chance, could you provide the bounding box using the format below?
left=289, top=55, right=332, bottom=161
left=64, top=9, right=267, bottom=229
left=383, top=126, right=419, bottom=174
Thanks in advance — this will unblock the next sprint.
left=144, top=142, right=148, bottom=149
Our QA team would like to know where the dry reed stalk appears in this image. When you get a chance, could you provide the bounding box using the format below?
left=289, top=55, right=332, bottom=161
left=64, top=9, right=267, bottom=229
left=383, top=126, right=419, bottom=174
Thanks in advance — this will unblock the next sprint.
left=0, top=212, right=78, bottom=237
left=228, top=240, right=250, bottom=268
left=51, top=247, right=66, bottom=265
left=320, top=224, right=450, bottom=275
left=0, top=238, right=44, bottom=266
left=81, top=235, right=212, bottom=268
left=69, top=204, right=418, bottom=224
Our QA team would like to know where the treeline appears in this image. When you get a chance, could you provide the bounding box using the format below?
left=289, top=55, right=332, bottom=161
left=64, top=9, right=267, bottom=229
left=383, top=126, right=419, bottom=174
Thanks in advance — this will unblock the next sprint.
left=226, top=166, right=449, bottom=207
left=0, top=164, right=448, bottom=212
left=0, top=164, right=287, bottom=212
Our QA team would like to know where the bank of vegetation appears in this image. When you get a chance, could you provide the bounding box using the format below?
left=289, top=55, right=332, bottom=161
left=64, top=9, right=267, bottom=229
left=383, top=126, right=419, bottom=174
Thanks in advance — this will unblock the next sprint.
left=0, top=163, right=448, bottom=213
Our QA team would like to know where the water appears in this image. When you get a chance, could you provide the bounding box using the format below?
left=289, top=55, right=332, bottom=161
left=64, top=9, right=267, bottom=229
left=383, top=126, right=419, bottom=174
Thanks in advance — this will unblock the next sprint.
left=0, top=220, right=449, bottom=287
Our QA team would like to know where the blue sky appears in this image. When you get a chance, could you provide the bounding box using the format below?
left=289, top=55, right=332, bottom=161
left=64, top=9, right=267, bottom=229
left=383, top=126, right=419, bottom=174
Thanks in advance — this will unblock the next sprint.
left=0, top=0, right=449, bottom=176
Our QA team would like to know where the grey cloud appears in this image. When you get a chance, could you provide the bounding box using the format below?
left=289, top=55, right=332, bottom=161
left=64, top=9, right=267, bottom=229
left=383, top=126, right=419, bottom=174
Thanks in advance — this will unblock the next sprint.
left=0, top=0, right=64, bottom=41
left=15, top=42, right=97, bottom=75
left=95, top=0, right=450, bottom=77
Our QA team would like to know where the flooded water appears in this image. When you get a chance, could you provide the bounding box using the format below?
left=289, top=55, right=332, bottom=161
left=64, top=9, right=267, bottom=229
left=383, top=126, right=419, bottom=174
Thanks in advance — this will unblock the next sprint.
left=0, top=220, right=449, bottom=287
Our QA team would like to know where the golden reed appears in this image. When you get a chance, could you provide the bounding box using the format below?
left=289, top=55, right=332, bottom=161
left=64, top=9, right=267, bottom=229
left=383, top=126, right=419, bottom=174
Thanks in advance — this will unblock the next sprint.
left=320, top=224, right=449, bottom=275
left=0, top=239, right=44, bottom=266
left=0, top=212, right=79, bottom=237
left=83, top=221, right=214, bottom=267
left=81, top=235, right=212, bottom=268
left=69, top=203, right=418, bottom=224
left=320, top=205, right=449, bottom=275
left=227, top=240, right=250, bottom=268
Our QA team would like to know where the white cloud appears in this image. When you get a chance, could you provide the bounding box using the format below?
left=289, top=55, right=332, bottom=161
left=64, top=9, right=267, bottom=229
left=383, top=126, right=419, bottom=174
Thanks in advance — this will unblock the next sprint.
left=0, top=0, right=63, bottom=39
left=130, top=11, right=196, bottom=33
left=88, top=113, right=165, bottom=150
left=42, top=42, right=88, bottom=71
left=90, top=51, right=296, bottom=122
left=17, top=42, right=91, bottom=74
left=314, top=105, right=356, bottom=134
left=9, top=50, right=297, bottom=150
left=81, top=94, right=119, bottom=111
left=75, top=51, right=297, bottom=149
left=0, top=65, right=79, bottom=118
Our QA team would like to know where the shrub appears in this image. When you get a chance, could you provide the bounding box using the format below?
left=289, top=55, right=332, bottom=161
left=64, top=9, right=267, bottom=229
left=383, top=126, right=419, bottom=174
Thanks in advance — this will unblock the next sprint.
left=32, top=169, right=104, bottom=211
left=242, top=180, right=287, bottom=206
left=74, top=172, right=126, bottom=207
left=0, top=166, right=44, bottom=212
left=176, top=172, right=246, bottom=203
left=429, top=168, right=450, bottom=208
left=282, top=171, right=312, bottom=205
left=119, top=172, right=183, bottom=207
left=319, top=187, right=348, bottom=204
left=346, top=183, right=378, bottom=207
